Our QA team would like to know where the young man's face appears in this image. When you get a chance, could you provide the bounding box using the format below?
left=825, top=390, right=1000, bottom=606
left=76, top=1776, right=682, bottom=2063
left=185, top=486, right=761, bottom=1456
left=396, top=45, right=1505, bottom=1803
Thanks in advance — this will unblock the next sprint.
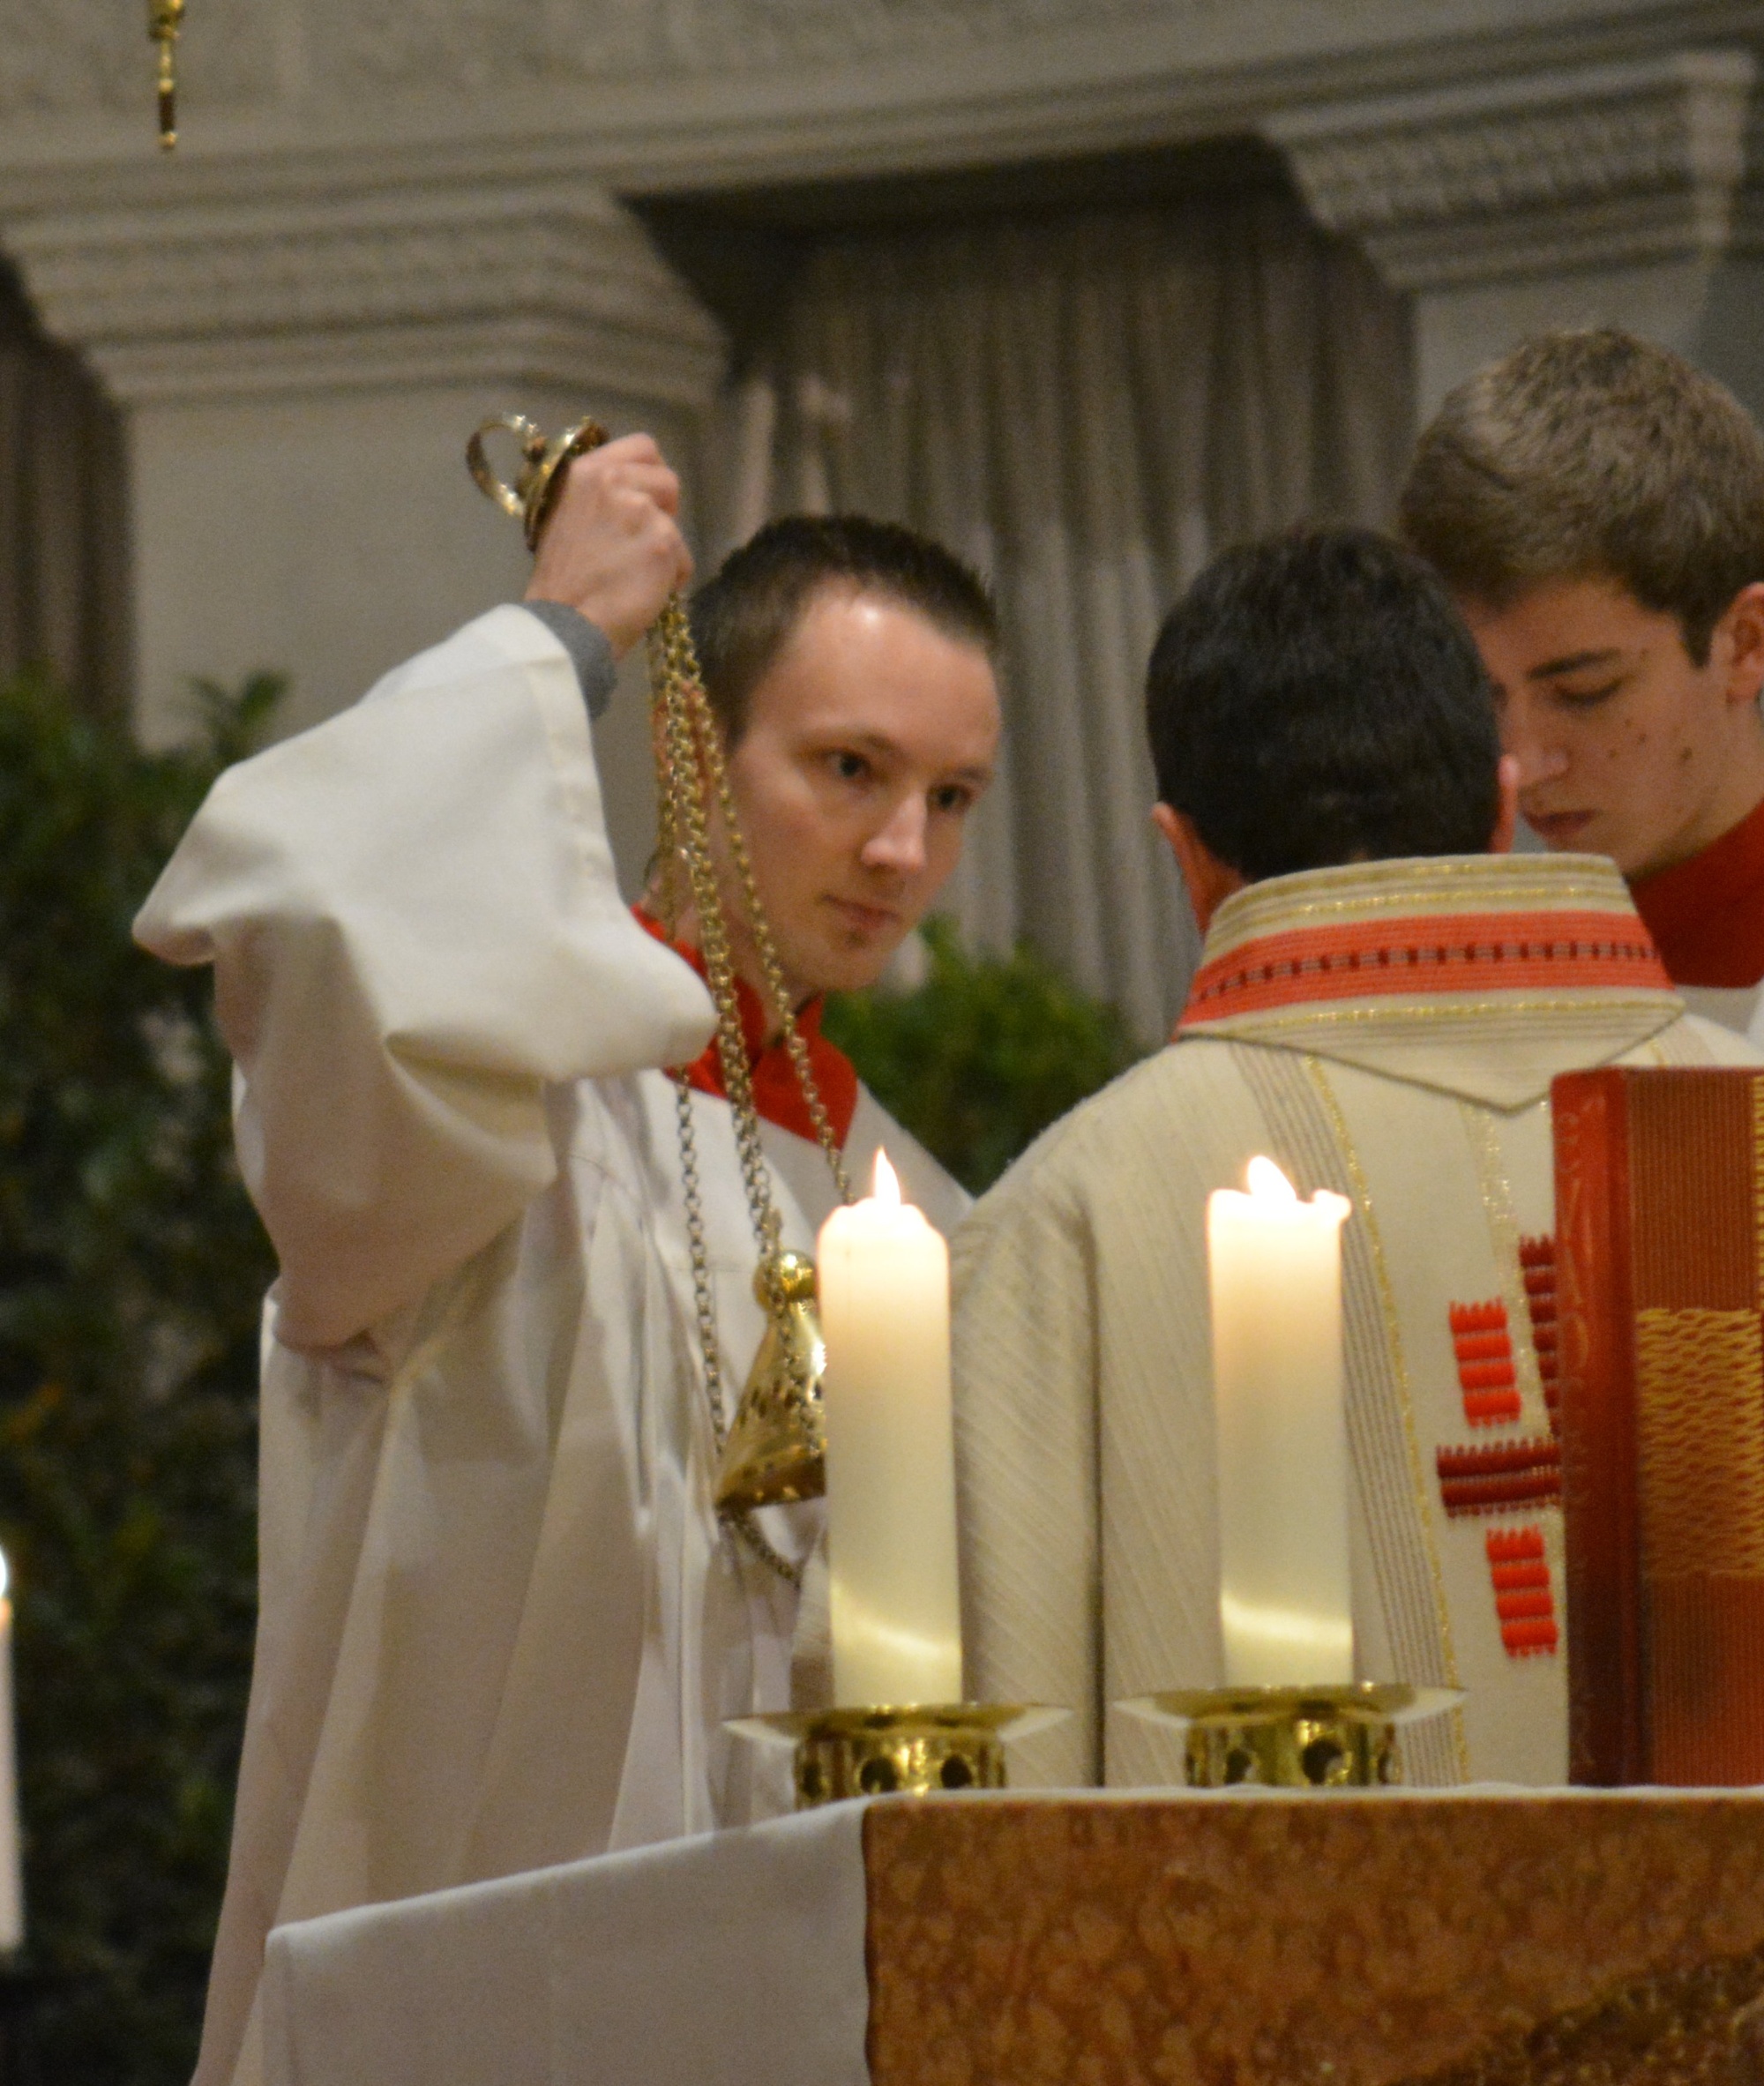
left=718, top=585, right=1001, bottom=998
left=1461, top=575, right=1764, bottom=879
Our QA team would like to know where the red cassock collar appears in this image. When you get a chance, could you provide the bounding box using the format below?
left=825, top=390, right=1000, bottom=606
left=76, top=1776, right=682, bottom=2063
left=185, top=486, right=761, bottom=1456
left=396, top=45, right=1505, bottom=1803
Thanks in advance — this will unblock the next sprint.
left=1629, top=793, right=1764, bottom=990
left=632, top=907, right=859, bottom=1148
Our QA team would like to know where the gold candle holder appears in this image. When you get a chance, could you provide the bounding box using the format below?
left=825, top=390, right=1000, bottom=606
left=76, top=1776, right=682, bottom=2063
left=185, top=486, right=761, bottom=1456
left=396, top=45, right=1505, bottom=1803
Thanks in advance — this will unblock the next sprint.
left=729, top=1704, right=1066, bottom=1808
left=1116, top=1682, right=1462, bottom=1789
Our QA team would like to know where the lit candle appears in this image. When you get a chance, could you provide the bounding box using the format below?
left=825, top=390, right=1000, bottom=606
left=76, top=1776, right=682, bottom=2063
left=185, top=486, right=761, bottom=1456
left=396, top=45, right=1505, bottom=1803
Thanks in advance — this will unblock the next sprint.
left=1208, top=1157, right=1355, bottom=1687
left=0, top=1551, right=23, bottom=1949
left=818, top=1150, right=964, bottom=1707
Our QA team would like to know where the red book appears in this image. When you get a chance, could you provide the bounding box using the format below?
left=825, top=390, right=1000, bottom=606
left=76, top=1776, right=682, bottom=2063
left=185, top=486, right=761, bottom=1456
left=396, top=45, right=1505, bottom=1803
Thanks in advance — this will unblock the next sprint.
left=1553, top=1067, right=1764, bottom=1785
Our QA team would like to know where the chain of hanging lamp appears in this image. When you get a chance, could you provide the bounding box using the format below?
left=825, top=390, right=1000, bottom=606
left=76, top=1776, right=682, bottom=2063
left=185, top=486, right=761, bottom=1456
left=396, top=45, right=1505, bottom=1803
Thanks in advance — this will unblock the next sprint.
left=149, top=0, right=184, bottom=148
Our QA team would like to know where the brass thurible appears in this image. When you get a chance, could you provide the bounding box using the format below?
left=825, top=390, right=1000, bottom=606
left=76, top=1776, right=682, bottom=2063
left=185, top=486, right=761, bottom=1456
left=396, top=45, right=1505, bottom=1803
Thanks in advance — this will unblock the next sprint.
left=1116, top=1683, right=1464, bottom=1790
left=467, top=413, right=841, bottom=1547
left=149, top=0, right=185, bottom=150
left=714, top=1252, right=826, bottom=1515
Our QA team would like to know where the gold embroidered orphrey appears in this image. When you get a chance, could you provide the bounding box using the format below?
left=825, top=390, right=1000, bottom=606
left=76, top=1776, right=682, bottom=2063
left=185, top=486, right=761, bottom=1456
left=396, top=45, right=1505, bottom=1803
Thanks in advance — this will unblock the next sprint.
left=467, top=414, right=853, bottom=1582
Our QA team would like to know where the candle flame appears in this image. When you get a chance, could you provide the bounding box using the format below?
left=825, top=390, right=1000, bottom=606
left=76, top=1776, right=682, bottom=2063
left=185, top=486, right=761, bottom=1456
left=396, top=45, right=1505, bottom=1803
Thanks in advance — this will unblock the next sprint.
left=1245, top=1155, right=1297, bottom=1202
left=0, top=1551, right=11, bottom=1602
left=871, top=1148, right=901, bottom=1206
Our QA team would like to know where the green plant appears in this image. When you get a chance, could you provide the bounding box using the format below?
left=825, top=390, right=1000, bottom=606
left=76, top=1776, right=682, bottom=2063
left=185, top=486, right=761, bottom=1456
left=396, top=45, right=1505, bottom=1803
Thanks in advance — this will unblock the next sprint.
left=0, top=669, right=278, bottom=2082
left=824, top=917, right=1143, bottom=1194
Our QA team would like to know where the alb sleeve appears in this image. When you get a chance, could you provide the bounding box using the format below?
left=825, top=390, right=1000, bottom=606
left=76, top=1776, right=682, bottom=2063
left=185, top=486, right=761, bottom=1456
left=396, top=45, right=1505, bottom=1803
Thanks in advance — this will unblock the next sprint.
left=134, top=604, right=714, bottom=1350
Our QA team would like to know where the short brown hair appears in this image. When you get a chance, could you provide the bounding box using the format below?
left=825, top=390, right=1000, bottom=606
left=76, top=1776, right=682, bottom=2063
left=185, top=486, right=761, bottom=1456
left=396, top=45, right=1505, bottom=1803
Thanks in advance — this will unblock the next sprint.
left=689, top=515, right=998, bottom=742
left=1400, top=329, right=1764, bottom=663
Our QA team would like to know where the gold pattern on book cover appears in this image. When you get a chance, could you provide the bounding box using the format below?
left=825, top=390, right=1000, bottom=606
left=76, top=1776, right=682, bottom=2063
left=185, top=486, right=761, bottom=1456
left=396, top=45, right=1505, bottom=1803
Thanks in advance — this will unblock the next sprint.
left=1636, top=1309, right=1764, bottom=1579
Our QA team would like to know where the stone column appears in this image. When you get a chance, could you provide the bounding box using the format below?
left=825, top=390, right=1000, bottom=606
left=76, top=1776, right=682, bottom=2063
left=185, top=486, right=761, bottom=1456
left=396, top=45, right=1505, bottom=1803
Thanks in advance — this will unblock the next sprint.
left=1271, top=49, right=1761, bottom=422
left=6, top=175, right=726, bottom=745
left=5, top=171, right=722, bottom=881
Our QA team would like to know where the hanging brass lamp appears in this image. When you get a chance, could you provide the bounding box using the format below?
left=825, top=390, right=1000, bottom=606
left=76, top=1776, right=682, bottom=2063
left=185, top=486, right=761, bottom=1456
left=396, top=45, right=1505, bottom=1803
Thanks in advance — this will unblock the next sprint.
left=149, top=0, right=185, bottom=148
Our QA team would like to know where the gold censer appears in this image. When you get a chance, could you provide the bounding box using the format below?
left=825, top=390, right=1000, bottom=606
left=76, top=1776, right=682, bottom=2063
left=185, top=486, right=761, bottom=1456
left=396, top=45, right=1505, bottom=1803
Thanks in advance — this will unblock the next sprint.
left=467, top=414, right=846, bottom=1557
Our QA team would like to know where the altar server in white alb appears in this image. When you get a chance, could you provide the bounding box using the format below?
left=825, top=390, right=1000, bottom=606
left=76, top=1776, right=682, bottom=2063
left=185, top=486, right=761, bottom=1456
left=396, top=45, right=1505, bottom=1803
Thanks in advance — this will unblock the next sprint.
left=135, top=440, right=1000, bottom=2086
left=953, top=527, right=1762, bottom=1793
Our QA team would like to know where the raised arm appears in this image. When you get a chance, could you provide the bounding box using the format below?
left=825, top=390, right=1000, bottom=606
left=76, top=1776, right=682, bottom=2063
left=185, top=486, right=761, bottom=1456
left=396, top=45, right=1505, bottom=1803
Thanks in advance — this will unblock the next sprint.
left=135, top=437, right=714, bottom=1350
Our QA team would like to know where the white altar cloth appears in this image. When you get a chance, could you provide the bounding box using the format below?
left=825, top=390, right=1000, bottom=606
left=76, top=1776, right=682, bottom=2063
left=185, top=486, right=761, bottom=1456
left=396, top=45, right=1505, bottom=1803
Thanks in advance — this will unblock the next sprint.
left=260, top=1801, right=870, bottom=2086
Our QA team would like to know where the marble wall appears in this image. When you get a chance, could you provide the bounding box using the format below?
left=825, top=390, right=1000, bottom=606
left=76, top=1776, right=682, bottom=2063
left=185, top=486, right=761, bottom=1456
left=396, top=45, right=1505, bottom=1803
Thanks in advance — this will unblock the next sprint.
left=2, top=0, right=1760, bottom=746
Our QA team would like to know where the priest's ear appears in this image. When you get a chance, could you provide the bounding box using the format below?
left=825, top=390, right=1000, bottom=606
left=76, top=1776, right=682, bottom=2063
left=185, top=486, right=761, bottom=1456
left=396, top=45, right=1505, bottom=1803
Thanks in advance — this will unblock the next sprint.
left=1153, top=804, right=1245, bottom=934
left=1490, top=754, right=1520, bottom=856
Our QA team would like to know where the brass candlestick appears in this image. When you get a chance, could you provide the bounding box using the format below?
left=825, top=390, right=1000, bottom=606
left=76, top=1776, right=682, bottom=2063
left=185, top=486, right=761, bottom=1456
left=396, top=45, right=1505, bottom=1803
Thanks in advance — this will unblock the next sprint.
left=729, top=1704, right=1067, bottom=1807
left=1117, top=1683, right=1462, bottom=1789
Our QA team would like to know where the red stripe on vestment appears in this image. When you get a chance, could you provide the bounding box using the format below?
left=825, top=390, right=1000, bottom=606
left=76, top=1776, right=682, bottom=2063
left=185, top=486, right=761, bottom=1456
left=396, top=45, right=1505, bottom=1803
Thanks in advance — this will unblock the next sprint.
left=1178, top=908, right=1670, bottom=1028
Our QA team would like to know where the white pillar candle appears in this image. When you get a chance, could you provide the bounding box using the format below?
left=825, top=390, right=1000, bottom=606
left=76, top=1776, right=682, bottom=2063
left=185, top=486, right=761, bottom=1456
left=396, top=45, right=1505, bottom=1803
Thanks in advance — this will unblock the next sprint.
left=818, top=1150, right=964, bottom=1708
left=0, top=1551, right=23, bottom=1949
left=1208, top=1157, right=1355, bottom=1687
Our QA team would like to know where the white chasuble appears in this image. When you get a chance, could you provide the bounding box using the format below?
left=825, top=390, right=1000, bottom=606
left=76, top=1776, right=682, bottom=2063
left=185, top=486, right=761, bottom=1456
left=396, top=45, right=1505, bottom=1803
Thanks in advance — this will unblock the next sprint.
left=953, top=854, right=1764, bottom=1794
left=135, top=608, right=966, bottom=2086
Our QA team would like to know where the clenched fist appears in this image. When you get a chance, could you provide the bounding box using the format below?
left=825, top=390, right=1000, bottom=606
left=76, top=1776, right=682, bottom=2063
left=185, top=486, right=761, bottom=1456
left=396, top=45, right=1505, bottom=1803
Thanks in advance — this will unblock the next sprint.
left=525, top=433, right=694, bottom=658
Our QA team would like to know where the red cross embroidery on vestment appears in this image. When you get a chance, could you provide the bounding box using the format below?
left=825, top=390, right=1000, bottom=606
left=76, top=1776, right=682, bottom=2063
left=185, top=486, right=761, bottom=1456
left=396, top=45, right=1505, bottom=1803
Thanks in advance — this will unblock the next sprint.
left=1448, top=1300, right=1521, bottom=1425
left=1486, top=1525, right=1559, bottom=1657
left=1520, top=1236, right=1559, bottom=1432
left=1437, top=1254, right=1564, bottom=1658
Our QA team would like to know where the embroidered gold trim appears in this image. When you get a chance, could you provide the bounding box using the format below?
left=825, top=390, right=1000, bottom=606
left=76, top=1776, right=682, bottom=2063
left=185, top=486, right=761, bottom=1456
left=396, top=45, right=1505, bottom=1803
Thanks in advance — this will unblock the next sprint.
left=1205, top=856, right=1637, bottom=959
left=1304, top=1058, right=1471, bottom=1782
left=1231, top=1049, right=1457, bottom=1782
left=1191, top=994, right=1680, bottom=1036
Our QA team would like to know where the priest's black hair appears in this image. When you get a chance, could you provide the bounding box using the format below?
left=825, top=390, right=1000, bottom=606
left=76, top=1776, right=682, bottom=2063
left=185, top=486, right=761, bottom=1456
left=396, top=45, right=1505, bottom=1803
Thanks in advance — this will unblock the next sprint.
left=689, top=514, right=998, bottom=744
left=1146, top=526, right=1500, bottom=881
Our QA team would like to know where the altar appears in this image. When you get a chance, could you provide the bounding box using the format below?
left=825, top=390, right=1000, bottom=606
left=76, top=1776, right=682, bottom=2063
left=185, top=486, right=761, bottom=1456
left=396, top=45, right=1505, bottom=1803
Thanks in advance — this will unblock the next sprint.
left=264, top=1787, right=1764, bottom=2085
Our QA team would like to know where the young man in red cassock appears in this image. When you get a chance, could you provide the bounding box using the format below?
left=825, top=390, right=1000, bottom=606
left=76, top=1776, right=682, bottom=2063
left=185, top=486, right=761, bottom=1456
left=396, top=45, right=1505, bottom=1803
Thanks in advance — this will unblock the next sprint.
left=1401, top=329, right=1764, bottom=1038
left=136, top=440, right=999, bottom=2086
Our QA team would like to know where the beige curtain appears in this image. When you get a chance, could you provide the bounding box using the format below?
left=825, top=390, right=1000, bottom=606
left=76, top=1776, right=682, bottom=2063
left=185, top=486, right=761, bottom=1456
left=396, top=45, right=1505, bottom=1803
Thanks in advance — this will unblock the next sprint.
left=0, top=265, right=132, bottom=718
left=716, top=188, right=1413, bottom=1040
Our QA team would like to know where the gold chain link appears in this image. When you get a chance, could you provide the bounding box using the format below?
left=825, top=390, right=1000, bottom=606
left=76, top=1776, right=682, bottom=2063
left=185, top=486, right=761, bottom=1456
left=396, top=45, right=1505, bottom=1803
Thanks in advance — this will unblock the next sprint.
left=468, top=417, right=846, bottom=1590
left=670, top=1073, right=803, bottom=1589
left=647, top=594, right=852, bottom=1589
left=649, top=600, right=856, bottom=1206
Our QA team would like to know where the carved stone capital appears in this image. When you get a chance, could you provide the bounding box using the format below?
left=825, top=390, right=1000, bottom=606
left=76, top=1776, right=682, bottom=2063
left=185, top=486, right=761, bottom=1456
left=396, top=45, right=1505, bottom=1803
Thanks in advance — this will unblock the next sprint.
left=1270, top=49, right=1759, bottom=290
left=6, top=176, right=724, bottom=407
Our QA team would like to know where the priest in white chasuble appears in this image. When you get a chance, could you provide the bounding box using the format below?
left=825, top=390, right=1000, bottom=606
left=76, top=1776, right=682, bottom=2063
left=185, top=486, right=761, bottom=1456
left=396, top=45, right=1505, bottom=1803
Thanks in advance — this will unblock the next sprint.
left=952, top=527, right=1764, bottom=1795
left=133, top=437, right=999, bottom=2086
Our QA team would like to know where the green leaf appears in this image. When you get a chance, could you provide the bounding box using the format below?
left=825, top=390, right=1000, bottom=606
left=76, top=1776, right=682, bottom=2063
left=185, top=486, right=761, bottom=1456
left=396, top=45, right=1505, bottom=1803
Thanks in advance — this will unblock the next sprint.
left=0, top=671, right=278, bottom=2082
left=823, top=917, right=1143, bottom=1195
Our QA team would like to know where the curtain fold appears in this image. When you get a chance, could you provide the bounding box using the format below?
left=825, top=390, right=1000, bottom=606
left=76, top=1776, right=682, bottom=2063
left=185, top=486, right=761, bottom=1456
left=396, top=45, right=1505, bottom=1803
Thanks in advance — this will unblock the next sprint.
left=719, top=186, right=1413, bottom=1040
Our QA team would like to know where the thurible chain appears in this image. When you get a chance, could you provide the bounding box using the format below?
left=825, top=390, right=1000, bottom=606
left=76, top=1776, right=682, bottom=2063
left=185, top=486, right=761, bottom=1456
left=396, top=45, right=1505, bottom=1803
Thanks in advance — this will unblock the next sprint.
left=647, top=594, right=854, bottom=1590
